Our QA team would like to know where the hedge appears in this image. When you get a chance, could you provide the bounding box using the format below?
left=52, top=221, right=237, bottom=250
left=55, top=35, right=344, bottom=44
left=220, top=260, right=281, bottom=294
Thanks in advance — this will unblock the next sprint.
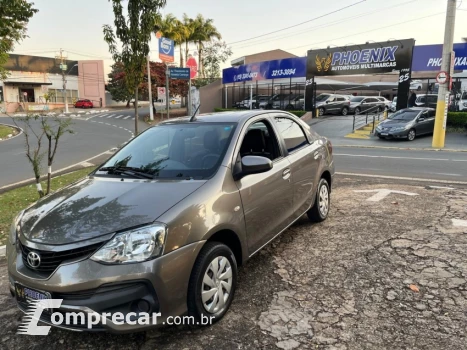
left=213, top=108, right=307, bottom=118
left=447, top=112, right=467, bottom=127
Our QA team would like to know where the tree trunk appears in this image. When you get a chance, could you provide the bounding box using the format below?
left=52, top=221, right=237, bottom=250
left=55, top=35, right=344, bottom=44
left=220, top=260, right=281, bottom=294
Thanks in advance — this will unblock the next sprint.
left=134, top=89, right=139, bottom=136
left=198, top=41, right=202, bottom=79
left=185, top=40, right=189, bottom=64
left=126, top=99, right=131, bottom=108
left=180, top=44, right=184, bottom=67
left=47, top=166, right=51, bottom=195
left=35, top=177, right=44, bottom=198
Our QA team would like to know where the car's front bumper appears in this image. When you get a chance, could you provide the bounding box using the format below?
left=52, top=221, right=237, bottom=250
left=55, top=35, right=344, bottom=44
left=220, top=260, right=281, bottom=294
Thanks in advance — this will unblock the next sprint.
left=7, top=240, right=205, bottom=333
left=374, top=129, right=409, bottom=138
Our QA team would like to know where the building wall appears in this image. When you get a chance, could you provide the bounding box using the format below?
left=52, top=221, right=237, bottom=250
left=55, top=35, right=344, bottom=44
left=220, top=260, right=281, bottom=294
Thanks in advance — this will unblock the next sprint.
left=78, top=60, right=106, bottom=107
left=199, top=79, right=223, bottom=113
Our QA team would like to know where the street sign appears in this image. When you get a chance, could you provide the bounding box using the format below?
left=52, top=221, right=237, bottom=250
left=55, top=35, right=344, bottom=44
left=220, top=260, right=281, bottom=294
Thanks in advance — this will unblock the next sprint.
left=169, top=67, right=190, bottom=80
left=159, top=37, right=174, bottom=63
left=186, top=55, right=198, bottom=79
left=60, top=63, right=67, bottom=71
left=157, top=87, right=166, bottom=100
left=436, top=71, right=448, bottom=84
left=155, top=31, right=162, bottom=39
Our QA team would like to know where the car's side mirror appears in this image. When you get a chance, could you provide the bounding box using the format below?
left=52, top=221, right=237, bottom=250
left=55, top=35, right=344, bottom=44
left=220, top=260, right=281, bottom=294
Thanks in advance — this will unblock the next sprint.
left=418, top=117, right=425, bottom=122
left=234, top=156, right=272, bottom=180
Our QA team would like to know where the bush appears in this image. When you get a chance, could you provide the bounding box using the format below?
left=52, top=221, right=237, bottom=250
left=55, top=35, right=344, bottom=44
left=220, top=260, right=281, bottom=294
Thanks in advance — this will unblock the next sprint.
left=213, top=108, right=307, bottom=118
left=447, top=112, right=467, bottom=127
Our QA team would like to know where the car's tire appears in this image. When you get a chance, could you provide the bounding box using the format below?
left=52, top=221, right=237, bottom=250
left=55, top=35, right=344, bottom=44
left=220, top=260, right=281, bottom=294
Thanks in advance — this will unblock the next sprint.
left=407, top=129, right=416, bottom=141
left=285, top=104, right=294, bottom=110
left=417, top=86, right=421, bottom=91
left=307, top=178, right=330, bottom=223
left=188, top=241, right=237, bottom=325
left=355, top=107, right=361, bottom=115
left=377, top=106, right=382, bottom=113
left=341, top=107, right=349, bottom=116
left=318, top=107, right=325, bottom=116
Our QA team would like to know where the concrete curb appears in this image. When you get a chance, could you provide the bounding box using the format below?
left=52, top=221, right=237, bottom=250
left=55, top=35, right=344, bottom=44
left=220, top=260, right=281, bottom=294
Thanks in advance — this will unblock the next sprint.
left=336, top=172, right=467, bottom=185
left=0, top=122, right=23, bottom=142
left=334, top=144, right=467, bottom=153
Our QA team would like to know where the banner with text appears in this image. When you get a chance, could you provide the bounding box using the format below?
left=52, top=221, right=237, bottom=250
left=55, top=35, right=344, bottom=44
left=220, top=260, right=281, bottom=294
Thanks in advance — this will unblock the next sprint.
left=412, top=43, right=467, bottom=71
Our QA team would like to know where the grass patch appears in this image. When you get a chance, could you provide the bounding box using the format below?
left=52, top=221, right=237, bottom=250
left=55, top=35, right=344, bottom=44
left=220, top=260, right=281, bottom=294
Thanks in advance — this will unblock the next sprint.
left=0, top=124, right=17, bottom=139
left=0, top=167, right=95, bottom=246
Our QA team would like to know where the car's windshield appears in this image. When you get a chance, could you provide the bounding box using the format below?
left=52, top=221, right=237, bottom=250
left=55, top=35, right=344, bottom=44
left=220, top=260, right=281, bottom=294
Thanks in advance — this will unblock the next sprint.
left=350, top=97, right=364, bottom=102
left=97, top=123, right=237, bottom=180
left=316, top=94, right=330, bottom=102
left=388, top=110, right=419, bottom=121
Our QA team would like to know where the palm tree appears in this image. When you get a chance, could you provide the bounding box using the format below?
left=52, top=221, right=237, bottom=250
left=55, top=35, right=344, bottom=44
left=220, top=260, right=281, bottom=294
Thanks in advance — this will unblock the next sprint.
left=182, top=14, right=196, bottom=68
left=156, top=14, right=189, bottom=67
left=191, top=15, right=221, bottom=78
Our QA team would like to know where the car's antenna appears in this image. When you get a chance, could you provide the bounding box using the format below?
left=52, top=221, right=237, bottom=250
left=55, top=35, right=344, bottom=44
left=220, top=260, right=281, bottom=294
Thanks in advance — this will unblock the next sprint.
left=190, top=105, right=200, bottom=122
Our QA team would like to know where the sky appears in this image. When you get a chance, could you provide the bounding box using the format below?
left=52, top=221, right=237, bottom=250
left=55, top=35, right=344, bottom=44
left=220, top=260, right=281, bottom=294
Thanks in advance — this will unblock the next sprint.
left=12, top=0, right=467, bottom=78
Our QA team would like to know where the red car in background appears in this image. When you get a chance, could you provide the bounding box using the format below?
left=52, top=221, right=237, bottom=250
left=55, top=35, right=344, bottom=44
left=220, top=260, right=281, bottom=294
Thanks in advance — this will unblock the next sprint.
left=75, top=99, right=94, bottom=108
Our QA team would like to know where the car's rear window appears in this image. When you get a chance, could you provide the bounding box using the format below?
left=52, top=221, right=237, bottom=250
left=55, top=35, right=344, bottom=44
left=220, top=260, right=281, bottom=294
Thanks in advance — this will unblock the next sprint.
left=97, top=123, right=237, bottom=179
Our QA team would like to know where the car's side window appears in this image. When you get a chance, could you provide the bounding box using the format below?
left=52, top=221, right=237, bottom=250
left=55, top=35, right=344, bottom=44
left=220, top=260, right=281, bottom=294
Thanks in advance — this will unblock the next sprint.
left=274, top=117, right=309, bottom=154
left=239, top=120, right=281, bottom=161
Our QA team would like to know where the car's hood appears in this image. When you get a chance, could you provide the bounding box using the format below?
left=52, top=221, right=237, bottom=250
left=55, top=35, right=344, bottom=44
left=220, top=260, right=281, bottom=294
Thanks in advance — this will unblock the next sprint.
left=379, top=119, right=412, bottom=128
left=20, top=177, right=206, bottom=245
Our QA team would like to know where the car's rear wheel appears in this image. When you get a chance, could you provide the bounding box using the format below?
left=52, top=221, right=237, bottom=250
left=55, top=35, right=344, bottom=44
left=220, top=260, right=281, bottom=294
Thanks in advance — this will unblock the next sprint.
left=285, top=104, right=294, bottom=110
left=354, top=107, right=361, bottom=115
left=188, top=242, right=237, bottom=325
left=341, top=107, right=349, bottom=116
left=307, top=178, right=330, bottom=222
left=407, top=129, right=416, bottom=141
left=318, top=107, right=325, bottom=116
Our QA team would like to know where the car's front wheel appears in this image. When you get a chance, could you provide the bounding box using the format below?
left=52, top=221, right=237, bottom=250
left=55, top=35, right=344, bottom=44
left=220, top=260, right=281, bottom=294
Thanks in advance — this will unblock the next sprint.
left=307, top=178, right=330, bottom=222
left=354, top=107, right=361, bottom=115
left=407, top=129, right=416, bottom=141
left=188, top=242, right=237, bottom=325
left=341, top=107, right=349, bottom=116
left=318, top=107, right=325, bottom=116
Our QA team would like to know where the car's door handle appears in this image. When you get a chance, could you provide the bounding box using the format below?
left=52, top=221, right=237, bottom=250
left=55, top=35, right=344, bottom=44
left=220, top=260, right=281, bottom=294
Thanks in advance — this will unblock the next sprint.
left=282, top=168, right=291, bottom=180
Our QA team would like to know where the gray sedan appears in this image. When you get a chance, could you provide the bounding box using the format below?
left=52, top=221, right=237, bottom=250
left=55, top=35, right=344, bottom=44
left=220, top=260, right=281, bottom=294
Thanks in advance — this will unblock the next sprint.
left=8, top=110, right=334, bottom=332
left=375, top=107, right=436, bottom=141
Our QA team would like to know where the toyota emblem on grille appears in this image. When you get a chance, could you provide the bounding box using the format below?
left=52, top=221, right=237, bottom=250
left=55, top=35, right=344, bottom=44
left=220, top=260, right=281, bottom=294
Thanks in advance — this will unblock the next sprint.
left=27, top=252, right=41, bottom=268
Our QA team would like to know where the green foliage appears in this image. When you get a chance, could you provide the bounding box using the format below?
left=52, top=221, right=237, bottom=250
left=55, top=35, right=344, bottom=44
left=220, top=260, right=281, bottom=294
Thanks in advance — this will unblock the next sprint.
left=447, top=112, right=467, bottom=127
left=0, top=0, right=38, bottom=80
left=202, top=41, right=232, bottom=80
left=43, top=90, right=56, bottom=103
left=107, top=62, right=133, bottom=103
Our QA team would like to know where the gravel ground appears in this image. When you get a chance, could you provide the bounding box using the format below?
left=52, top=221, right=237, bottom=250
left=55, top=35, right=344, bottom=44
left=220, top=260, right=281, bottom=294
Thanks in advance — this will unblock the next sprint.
left=1, top=177, right=466, bottom=349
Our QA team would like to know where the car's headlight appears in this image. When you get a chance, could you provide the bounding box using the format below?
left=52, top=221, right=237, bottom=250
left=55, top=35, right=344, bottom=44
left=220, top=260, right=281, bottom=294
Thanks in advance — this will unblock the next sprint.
left=10, top=210, right=24, bottom=245
left=391, top=127, right=406, bottom=131
left=91, top=224, right=167, bottom=264
left=463, top=103, right=467, bottom=107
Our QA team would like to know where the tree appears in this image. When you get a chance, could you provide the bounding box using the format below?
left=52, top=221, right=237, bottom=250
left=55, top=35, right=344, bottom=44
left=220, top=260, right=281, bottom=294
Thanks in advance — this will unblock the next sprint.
left=202, top=41, right=232, bottom=80
left=0, top=0, right=38, bottom=80
left=41, top=116, right=74, bottom=195
left=107, top=62, right=133, bottom=107
left=156, top=14, right=190, bottom=68
left=43, top=90, right=56, bottom=103
left=191, top=15, right=221, bottom=79
left=103, top=0, right=166, bottom=135
left=139, top=61, right=189, bottom=99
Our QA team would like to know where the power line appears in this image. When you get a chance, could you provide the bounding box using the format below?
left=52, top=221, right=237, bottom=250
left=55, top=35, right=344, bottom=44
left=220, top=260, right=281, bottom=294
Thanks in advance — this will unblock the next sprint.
left=226, top=0, right=367, bottom=46
left=230, top=0, right=418, bottom=50
left=286, top=12, right=444, bottom=51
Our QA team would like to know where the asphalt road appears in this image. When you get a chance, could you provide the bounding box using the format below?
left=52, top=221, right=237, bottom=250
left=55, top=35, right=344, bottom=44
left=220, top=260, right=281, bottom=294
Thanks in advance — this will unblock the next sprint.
left=333, top=147, right=467, bottom=183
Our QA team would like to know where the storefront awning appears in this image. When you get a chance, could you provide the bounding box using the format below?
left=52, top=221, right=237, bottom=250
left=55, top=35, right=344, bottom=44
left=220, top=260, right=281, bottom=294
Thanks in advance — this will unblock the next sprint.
left=3, top=76, right=52, bottom=85
left=4, top=81, right=52, bottom=86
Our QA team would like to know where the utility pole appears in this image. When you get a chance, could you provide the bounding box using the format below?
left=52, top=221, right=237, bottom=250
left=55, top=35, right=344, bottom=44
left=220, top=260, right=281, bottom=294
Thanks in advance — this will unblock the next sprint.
left=166, top=64, right=170, bottom=119
left=432, top=0, right=457, bottom=148
left=147, top=55, right=154, bottom=121
left=56, top=49, right=69, bottom=113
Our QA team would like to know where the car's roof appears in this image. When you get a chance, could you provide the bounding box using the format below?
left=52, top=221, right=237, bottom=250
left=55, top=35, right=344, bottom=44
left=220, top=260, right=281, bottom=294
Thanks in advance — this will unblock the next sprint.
left=158, top=110, right=286, bottom=125
left=402, top=107, right=434, bottom=111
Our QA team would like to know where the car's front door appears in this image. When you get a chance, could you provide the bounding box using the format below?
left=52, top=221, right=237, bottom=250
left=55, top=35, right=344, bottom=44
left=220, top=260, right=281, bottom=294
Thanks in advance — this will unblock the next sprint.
left=234, top=118, right=294, bottom=256
left=415, top=110, right=431, bottom=134
left=273, top=114, right=320, bottom=220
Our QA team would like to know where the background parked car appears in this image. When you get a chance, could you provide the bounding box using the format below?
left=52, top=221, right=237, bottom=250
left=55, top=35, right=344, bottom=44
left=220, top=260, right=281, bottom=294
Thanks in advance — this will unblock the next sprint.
left=349, top=96, right=384, bottom=115
left=375, top=107, right=435, bottom=141
left=239, top=95, right=270, bottom=109
left=74, top=99, right=94, bottom=108
left=415, top=94, right=438, bottom=109
left=272, top=94, right=299, bottom=110
left=377, top=97, right=391, bottom=110
left=262, top=94, right=286, bottom=109
left=390, top=97, right=397, bottom=112
left=410, top=80, right=423, bottom=91
left=315, top=94, right=351, bottom=116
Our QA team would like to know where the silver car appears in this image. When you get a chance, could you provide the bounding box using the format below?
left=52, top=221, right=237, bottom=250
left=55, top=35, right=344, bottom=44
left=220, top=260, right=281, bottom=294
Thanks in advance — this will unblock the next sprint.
left=8, top=111, right=334, bottom=332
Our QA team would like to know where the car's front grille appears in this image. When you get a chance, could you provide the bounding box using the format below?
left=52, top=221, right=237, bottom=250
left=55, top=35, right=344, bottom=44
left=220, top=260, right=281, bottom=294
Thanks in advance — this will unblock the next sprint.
left=20, top=241, right=103, bottom=273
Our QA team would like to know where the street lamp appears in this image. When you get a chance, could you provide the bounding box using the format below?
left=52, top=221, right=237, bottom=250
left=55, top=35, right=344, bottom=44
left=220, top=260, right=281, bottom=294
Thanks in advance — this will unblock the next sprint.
left=63, top=64, right=78, bottom=113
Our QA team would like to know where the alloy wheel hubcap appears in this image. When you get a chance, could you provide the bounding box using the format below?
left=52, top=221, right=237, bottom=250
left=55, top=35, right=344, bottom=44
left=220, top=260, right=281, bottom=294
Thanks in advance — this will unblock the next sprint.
left=319, top=184, right=329, bottom=216
left=202, top=256, right=232, bottom=314
left=408, top=131, right=415, bottom=140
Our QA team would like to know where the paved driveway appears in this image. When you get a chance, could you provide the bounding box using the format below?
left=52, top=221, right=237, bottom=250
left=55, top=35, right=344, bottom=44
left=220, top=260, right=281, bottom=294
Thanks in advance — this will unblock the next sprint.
left=1, top=177, right=466, bottom=349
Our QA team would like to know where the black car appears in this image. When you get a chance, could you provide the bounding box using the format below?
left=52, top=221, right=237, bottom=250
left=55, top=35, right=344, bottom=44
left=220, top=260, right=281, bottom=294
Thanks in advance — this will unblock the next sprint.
left=374, top=107, right=435, bottom=141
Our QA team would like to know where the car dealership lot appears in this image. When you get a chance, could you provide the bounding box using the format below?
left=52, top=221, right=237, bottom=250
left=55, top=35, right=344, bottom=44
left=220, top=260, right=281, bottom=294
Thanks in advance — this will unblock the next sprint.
left=1, top=176, right=467, bottom=349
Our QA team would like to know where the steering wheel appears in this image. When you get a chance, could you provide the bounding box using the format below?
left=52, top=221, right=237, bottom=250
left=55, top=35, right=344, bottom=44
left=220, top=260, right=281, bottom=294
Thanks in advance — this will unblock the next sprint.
left=202, top=154, right=219, bottom=169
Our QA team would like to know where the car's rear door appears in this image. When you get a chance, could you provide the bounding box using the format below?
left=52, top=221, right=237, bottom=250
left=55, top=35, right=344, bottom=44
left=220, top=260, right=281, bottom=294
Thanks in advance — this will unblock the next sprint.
left=272, top=113, right=320, bottom=221
left=234, top=116, right=294, bottom=255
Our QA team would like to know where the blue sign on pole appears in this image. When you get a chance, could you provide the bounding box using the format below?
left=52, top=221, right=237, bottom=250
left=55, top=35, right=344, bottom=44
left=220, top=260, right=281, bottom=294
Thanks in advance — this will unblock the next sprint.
left=169, top=67, right=191, bottom=80
left=159, top=37, right=174, bottom=63
left=412, top=43, right=467, bottom=71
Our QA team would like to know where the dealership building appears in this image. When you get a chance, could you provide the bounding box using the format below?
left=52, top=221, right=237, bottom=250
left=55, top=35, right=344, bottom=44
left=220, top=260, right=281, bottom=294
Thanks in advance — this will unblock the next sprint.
left=0, top=54, right=106, bottom=113
left=196, top=40, right=467, bottom=113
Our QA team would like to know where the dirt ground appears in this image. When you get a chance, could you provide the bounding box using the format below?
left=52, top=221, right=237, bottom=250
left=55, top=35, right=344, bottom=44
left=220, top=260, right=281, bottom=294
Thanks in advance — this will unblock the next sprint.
left=1, top=176, right=466, bottom=350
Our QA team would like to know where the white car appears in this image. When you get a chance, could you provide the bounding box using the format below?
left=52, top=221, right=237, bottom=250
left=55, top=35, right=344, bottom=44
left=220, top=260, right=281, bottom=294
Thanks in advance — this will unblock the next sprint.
left=410, top=80, right=423, bottom=91
left=458, top=91, right=467, bottom=111
left=377, top=97, right=391, bottom=109
left=390, top=97, right=397, bottom=112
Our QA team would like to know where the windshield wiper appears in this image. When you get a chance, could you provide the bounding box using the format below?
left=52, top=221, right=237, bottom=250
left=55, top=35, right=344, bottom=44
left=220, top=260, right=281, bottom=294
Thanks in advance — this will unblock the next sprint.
left=98, top=166, right=154, bottom=179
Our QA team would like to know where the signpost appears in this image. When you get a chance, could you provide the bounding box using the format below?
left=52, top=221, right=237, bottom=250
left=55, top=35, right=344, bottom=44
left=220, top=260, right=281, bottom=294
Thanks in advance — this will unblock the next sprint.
left=169, top=68, right=190, bottom=80
left=436, top=71, right=448, bottom=84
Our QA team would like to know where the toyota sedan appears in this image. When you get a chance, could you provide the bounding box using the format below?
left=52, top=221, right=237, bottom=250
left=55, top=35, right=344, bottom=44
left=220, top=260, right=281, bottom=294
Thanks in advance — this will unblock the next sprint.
left=8, top=111, right=334, bottom=332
